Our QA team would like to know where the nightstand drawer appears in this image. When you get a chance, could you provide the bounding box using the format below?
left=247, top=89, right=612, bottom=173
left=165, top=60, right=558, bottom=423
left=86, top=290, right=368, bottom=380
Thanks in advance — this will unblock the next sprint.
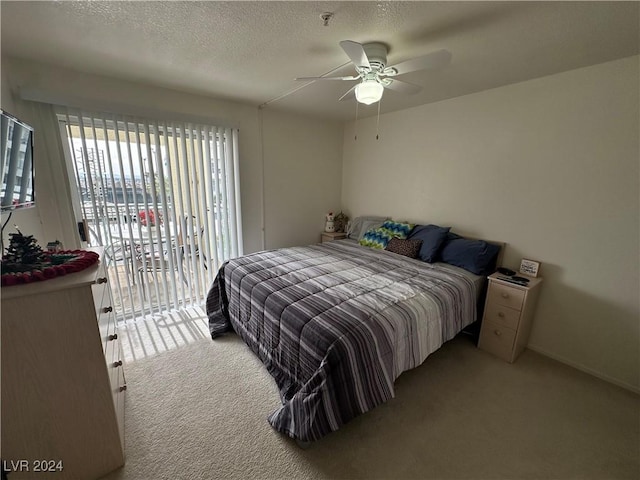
left=484, top=302, right=521, bottom=330
left=478, top=320, right=517, bottom=362
left=487, top=283, right=525, bottom=311
left=321, top=232, right=347, bottom=243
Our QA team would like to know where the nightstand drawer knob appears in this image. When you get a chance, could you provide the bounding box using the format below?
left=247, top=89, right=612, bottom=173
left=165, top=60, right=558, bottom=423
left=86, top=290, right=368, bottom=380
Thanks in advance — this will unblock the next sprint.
left=108, top=334, right=118, bottom=341
left=498, top=312, right=505, bottom=318
left=113, top=360, right=123, bottom=368
left=103, top=306, right=113, bottom=313
left=501, top=293, right=509, bottom=299
left=494, top=329, right=502, bottom=337
left=97, top=277, right=108, bottom=284
left=119, top=385, right=127, bottom=393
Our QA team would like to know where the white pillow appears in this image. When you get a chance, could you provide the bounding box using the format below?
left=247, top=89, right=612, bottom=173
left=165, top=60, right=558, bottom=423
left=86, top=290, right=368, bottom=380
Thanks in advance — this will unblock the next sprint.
left=346, top=216, right=388, bottom=240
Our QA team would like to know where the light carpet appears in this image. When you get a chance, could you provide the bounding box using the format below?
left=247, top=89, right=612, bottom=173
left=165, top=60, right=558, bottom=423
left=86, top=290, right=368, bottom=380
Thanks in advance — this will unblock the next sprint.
left=101, top=321, right=639, bottom=480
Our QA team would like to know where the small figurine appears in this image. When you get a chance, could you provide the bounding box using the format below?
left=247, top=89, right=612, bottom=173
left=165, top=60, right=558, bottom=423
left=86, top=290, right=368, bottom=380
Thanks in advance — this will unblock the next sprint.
left=47, top=240, right=64, bottom=253
left=325, top=212, right=335, bottom=233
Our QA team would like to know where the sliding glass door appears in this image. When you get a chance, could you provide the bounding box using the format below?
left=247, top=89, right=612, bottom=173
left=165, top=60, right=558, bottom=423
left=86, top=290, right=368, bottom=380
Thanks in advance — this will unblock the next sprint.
left=57, top=109, right=242, bottom=322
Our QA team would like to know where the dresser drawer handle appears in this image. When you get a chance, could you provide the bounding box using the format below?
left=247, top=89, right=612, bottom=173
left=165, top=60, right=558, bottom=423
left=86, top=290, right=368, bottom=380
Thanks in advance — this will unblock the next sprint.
left=119, top=385, right=127, bottom=393
left=108, top=334, right=118, bottom=341
left=498, top=312, right=505, bottom=318
left=97, top=277, right=108, bottom=284
left=501, top=292, right=509, bottom=299
left=494, top=329, right=502, bottom=337
left=113, top=360, right=123, bottom=368
left=102, top=306, right=113, bottom=313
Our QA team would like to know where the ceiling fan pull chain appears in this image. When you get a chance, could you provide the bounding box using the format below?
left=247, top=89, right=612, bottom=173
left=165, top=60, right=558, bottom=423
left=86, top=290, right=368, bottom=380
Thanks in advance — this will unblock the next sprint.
left=354, top=101, right=359, bottom=141
left=376, top=98, right=381, bottom=140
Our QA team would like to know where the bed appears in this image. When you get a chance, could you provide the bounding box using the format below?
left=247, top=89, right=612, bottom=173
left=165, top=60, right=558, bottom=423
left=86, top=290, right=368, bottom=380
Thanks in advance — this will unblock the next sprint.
left=207, top=230, right=502, bottom=443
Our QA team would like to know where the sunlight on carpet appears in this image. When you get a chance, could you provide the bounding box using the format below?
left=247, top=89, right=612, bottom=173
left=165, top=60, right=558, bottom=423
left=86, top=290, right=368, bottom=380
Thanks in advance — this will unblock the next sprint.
left=118, top=306, right=210, bottom=362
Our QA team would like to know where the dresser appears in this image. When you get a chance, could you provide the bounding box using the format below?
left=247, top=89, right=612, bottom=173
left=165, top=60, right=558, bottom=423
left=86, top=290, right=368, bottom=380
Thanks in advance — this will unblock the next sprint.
left=478, top=272, right=543, bottom=363
left=1, top=247, right=125, bottom=479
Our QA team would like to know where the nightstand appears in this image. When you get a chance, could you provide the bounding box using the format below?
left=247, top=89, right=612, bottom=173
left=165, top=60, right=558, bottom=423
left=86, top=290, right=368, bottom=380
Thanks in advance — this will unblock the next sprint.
left=478, top=272, right=543, bottom=363
left=321, top=231, right=347, bottom=243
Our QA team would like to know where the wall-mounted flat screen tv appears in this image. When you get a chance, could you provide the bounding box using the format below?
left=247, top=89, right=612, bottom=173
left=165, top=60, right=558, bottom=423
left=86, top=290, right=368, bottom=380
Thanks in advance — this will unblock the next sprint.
left=1, top=110, right=35, bottom=212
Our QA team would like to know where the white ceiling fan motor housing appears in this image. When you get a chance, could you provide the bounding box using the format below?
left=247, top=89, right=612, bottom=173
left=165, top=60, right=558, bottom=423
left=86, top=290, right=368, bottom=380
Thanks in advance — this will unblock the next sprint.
left=362, top=42, right=388, bottom=72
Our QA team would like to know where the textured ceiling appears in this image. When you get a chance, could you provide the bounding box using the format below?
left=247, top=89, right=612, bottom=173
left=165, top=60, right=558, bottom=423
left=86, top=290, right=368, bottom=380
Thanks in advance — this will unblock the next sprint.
left=1, top=1, right=638, bottom=120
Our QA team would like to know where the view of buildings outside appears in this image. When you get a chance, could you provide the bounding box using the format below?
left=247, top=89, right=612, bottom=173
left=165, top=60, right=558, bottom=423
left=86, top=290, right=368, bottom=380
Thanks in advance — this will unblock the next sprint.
left=65, top=121, right=221, bottom=319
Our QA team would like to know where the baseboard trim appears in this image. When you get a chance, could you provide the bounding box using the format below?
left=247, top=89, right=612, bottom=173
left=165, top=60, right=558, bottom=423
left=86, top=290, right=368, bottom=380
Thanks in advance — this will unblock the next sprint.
left=527, top=345, right=640, bottom=395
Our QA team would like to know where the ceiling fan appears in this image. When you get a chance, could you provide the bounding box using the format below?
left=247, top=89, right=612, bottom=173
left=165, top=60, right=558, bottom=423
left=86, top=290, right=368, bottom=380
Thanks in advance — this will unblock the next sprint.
left=296, top=41, right=452, bottom=105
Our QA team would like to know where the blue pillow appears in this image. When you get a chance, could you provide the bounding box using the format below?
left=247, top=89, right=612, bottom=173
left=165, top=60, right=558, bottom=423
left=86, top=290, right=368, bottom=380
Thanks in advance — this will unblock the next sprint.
left=407, top=224, right=451, bottom=263
left=439, top=236, right=501, bottom=275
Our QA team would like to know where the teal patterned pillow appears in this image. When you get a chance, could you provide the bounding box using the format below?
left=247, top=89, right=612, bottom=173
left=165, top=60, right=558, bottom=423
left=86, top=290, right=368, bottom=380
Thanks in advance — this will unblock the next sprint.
left=359, top=220, right=416, bottom=249
left=360, top=227, right=394, bottom=249
left=380, top=220, right=415, bottom=239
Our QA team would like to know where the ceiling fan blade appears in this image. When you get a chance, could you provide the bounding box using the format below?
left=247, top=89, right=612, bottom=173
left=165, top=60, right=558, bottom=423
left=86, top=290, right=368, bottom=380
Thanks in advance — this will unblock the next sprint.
left=383, top=78, right=422, bottom=95
left=339, top=40, right=370, bottom=69
left=386, top=49, right=452, bottom=76
left=338, top=85, right=357, bottom=102
left=295, top=75, right=359, bottom=81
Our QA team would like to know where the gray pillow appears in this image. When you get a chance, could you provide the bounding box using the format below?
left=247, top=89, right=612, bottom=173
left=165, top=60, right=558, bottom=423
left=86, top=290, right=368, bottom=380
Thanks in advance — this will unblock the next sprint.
left=347, top=216, right=388, bottom=240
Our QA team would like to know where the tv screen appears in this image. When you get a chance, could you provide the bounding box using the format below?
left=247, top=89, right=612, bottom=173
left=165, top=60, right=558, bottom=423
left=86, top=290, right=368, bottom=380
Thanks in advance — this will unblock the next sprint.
left=1, top=110, right=35, bottom=211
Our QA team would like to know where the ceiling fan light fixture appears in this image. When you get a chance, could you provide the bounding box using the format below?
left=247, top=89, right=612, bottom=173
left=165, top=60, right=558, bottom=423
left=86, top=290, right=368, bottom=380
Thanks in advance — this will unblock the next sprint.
left=355, top=80, right=383, bottom=105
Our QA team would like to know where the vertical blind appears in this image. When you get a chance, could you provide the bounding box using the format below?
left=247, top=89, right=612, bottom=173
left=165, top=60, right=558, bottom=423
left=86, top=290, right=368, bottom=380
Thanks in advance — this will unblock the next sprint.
left=57, top=108, right=242, bottom=322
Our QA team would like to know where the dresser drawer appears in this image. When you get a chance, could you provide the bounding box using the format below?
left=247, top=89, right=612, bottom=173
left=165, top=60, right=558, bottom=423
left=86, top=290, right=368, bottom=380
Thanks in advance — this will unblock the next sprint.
left=109, top=359, right=124, bottom=396
left=105, top=331, right=120, bottom=374
left=91, top=268, right=109, bottom=304
left=478, top=320, right=517, bottom=362
left=487, top=283, right=525, bottom=311
left=97, top=302, right=116, bottom=352
left=114, top=361, right=126, bottom=452
left=92, top=280, right=107, bottom=313
left=483, top=302, right=521, bottom=330
left=105, top=325, right=120, bottom=363
left=106, top=328, right=125, bottom=452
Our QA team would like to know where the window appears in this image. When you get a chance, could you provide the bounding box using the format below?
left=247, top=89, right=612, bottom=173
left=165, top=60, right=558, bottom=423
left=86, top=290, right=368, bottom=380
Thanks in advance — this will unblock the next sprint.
left=58, top=109, right=242, bottom=321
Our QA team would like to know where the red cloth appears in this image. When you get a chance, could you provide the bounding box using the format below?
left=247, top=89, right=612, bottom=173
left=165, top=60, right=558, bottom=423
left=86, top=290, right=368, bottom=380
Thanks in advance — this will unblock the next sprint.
left=1, top=250, right=100, bottom=287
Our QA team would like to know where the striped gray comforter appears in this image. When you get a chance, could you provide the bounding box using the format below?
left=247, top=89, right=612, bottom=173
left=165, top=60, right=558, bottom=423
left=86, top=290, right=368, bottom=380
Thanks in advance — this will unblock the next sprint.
left=206, top=240, right=477, bottom=442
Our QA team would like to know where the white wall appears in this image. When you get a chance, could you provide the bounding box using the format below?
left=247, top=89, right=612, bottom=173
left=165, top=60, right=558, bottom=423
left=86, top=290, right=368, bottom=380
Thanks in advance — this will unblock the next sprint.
left=0, top=65, right=46, bottom=245
left=342, top=56, right=640, bottom=391
left=1, top=57, right=344, bottom=255
left=261, top=109, right=343, bottom=248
